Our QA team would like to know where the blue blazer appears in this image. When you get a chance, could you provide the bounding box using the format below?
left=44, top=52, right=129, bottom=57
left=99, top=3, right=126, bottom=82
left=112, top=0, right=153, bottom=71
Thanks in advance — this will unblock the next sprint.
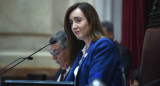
left=66, top=38, right=125, bottom=86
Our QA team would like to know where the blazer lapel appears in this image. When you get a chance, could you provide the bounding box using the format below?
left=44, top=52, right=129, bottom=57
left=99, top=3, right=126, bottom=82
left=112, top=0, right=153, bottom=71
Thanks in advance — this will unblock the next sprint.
left=65, top=51, right=83, bottom=81
left=77, top=41, right=94, bottom=77
left=78, top=52, right=88, bottom=71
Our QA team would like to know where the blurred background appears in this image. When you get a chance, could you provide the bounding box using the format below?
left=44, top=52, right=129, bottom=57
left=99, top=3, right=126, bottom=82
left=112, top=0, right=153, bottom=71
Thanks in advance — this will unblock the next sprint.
left=0, top=0, right=153, bottom=82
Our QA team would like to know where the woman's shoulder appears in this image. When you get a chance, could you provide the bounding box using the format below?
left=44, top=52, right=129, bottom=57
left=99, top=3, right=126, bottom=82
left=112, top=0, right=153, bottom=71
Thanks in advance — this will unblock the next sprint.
left=95, top=37, right=114, bottom=45
left=90, top=37, right=114, bottom=48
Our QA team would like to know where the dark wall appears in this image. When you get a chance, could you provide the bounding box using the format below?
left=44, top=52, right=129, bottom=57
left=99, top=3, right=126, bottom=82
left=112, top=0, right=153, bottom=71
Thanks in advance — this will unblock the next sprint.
left=146, top=0, right=160, bottom=27
left=146, top=0, right=155, bottom=26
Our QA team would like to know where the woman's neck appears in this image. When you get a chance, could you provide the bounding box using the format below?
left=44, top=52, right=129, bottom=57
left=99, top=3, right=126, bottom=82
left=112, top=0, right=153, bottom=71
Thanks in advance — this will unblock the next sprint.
left=83, top=37, right=92, bottom=48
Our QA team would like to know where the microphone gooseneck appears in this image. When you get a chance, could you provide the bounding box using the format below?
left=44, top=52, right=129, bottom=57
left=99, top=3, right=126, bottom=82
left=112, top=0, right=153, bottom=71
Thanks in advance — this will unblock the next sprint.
left=0, top=57, right=33, bottom=75
left=0, top=42, right=53, bottom=76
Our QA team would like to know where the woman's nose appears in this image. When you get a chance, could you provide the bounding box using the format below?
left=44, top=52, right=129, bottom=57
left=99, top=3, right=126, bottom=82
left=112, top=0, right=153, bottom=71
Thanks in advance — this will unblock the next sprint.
left=72, top=22, right=77, bottom=30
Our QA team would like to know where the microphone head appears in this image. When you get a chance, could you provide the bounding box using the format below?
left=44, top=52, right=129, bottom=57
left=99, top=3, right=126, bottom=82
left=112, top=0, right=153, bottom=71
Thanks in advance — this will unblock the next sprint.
left=27, top=57, right=33, bottom=60
left=49, top=37, right=57, bottom=45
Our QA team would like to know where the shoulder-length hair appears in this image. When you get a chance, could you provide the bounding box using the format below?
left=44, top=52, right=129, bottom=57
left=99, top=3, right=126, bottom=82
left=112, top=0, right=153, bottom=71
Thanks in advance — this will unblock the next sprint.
left=64, top=2, right=105, bottom=65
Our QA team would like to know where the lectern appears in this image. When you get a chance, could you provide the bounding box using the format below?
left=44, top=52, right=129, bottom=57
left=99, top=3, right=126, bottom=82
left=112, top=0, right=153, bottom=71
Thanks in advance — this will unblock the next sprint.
left=5, top=80, right=74, bottom=86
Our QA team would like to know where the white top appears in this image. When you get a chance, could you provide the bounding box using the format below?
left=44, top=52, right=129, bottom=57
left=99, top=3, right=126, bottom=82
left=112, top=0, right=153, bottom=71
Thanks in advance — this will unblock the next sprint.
left=74, top=45, right=88, bottom=82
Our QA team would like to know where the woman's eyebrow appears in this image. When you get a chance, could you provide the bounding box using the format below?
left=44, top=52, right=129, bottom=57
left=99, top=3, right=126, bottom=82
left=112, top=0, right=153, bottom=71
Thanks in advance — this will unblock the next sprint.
left=74, top=16, right=82, bottom=20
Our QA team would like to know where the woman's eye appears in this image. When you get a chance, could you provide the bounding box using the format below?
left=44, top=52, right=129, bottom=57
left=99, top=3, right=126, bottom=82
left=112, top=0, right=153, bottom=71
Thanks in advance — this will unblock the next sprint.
left=76, top=19, right=81, bottom=23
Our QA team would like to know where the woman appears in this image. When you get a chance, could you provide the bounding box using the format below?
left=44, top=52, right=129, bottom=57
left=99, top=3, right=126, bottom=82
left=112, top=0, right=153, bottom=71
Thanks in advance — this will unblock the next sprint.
left=64, top=2, right=125, bottom=86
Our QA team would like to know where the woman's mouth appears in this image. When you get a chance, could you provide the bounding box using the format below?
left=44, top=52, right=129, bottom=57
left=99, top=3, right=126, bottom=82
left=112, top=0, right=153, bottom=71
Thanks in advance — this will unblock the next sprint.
left=75, top=31, right=80, bottom=34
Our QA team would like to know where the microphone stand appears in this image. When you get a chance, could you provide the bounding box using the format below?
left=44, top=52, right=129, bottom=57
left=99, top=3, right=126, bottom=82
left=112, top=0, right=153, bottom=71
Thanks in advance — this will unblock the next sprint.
left=0, top=57, right=32, bottom=86
left=0, top=43, right=51, bottom=85
left=0, top=57, right=33, bottom=76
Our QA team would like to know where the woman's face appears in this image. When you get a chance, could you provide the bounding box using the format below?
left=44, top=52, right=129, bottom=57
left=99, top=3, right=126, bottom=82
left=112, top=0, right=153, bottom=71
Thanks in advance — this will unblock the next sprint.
left=69, top=8, right=89, bottom=41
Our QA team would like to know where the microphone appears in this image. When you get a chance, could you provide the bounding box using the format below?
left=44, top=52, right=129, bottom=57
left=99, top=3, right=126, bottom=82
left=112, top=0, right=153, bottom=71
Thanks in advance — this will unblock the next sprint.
left=0, top=57, right=33, bottom=75
left=0, top=37, right=57, bottom=76
left=0, top=57, right=34, bottom=86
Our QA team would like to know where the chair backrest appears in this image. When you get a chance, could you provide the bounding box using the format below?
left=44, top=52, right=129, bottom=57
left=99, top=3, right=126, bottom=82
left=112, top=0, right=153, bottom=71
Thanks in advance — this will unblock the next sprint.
left=140, top=28, right=160, bottom=86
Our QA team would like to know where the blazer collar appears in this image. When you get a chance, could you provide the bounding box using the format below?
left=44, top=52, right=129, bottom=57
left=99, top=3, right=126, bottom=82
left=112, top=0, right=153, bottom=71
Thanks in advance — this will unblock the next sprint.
left=76, top=40, right=94, bottom=76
